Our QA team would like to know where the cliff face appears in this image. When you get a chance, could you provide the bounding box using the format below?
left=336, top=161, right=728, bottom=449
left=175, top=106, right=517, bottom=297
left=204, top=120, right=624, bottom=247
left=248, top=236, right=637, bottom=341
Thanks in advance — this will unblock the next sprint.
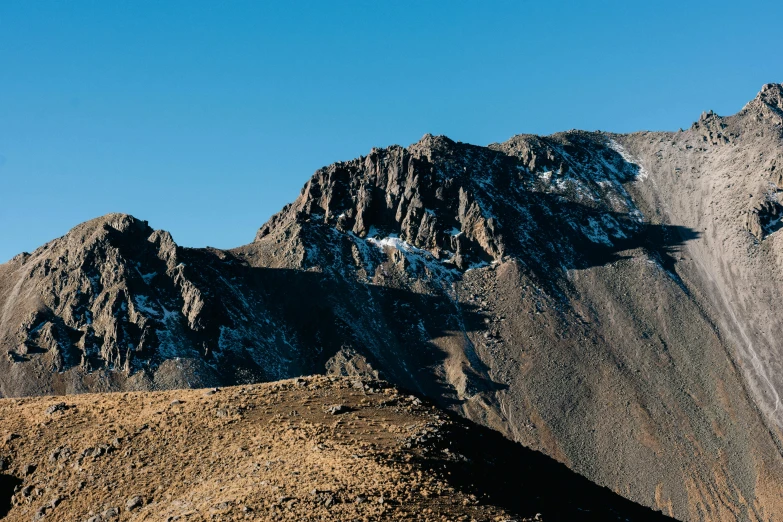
left=256, top=131, right=648, bottom=273
left=2, top=85, right=783, bottom=521
left=0, top=214, right=305, bottom=396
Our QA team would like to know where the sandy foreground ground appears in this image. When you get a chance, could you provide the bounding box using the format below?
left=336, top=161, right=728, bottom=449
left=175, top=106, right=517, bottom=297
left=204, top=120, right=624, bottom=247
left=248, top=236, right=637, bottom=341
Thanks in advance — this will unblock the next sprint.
left=0, top=376, right=670, bottom=521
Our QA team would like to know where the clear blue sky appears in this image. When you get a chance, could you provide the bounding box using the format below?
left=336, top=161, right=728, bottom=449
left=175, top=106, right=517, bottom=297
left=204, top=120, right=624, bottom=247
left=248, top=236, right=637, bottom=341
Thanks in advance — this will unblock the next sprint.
left=1, top=1, right=781, bottom=262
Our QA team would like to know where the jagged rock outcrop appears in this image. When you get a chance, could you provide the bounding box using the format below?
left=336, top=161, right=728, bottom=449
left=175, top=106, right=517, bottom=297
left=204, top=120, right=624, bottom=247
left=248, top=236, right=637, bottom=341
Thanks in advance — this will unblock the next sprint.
left=3, top=85, right=783, bottom=521
left=257, top=136, right=506, bottom=269
left=0, top=214, right=306, bottom=396
left=256, top=131, right=649, bottom=276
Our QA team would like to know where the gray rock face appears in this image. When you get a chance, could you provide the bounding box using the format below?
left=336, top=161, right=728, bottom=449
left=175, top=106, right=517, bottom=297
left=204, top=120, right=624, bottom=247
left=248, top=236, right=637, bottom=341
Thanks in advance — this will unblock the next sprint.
left=3, top=85, right=783, bottom=521
left=0, top=213, right=304, bottom=396
left=257, top=132, right=647, bottom=272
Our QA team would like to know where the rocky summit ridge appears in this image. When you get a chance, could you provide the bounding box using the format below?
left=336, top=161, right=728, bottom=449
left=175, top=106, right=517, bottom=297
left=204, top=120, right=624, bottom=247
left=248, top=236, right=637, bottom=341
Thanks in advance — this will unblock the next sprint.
left=2, top=84, right=783, bottom=521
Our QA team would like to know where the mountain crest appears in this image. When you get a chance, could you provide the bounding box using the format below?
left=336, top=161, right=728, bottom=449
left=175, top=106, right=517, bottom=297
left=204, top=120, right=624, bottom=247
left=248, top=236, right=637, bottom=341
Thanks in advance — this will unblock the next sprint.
left=255, top=129, right=652, bottom=275
left=738, top=82, right=783, bottom=121
left=757, top=82, right=783, bottom=110
left=4, top=86, right=783, bottom=521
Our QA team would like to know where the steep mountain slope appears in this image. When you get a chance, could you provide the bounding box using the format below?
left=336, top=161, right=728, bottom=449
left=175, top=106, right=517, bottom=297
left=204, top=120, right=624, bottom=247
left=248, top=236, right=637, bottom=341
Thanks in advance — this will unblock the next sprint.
left=0, top=376, right=674, bottom=521
left=2, top=85, right=783, bottom=521
left=0, top=214, right=300, bottom=395
left=618, top=83, right=783, bottom=428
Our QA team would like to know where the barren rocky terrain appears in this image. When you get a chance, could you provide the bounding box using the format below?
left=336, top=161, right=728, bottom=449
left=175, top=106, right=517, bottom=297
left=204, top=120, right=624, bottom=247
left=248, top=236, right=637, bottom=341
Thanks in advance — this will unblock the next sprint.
left=0, top=376, right=671, bottom=521
left=2, top=84, right=783, bottom=521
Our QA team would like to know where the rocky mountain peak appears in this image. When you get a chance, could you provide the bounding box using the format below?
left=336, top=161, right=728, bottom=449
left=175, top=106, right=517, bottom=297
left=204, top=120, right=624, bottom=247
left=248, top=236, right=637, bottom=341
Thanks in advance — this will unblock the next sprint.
left=757, top=82, right=783, bottom=110
left=0, top=213, right=215, bottom=390
left=254, top=129, right=650, bottom=276
left=4, top=85, right=783, bottom=521
left=255, top=136, right=508, bottom=269
left=64, top=212, right=153, bottom=244
left=738, top=82, right=783, bottom=121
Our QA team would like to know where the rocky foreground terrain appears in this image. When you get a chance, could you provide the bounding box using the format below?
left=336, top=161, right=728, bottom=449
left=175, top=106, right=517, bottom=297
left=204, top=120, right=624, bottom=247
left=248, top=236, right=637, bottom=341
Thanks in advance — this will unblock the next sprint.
left=0, top=376, right=671, bottom=521
left=3, top=84, right=783, bottom=521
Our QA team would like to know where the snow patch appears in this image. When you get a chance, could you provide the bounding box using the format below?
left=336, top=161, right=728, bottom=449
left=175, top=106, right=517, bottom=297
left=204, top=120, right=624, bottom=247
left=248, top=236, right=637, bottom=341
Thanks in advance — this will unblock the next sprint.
left=609, top=140, right=649, bottom=181
left=581, top=217, right=613, bottom=246
left=133, top=295, right=161, bottom=317
left=366, top=235, right=458, bottom=280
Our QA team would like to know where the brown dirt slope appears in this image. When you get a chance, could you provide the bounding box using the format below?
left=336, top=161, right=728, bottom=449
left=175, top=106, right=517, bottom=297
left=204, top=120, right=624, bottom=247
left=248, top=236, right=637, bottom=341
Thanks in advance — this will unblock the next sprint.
left=0, top=376, right=672, bottom=522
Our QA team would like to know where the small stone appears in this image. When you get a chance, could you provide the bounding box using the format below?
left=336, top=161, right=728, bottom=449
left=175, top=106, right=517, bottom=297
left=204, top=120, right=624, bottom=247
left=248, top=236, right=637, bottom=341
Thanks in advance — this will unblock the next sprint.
left=325, top=404, right=348, bottom=415
left=125, top=496, right=144, bottom=511
left=215, top=408, right=229, bottom=418
left=0, top=457, right=7, bottom=471
left=170, top=399, right=183, bottom=406
left=23, top=463, right=36, bottom=476
left=101, top=507, right=119, bottom=519
left=4, top=433, right=20, bottom=443
left=45, top=402, right=68, bottom=415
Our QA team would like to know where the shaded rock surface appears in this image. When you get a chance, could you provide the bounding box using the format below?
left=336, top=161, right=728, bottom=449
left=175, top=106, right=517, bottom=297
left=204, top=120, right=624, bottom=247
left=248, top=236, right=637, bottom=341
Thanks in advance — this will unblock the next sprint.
left=2, top=85, right=783, bottom=521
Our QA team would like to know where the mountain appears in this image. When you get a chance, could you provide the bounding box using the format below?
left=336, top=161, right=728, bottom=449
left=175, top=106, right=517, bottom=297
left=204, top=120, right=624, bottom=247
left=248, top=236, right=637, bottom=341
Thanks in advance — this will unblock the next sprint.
left=2, top=84, right=783, bottom=521
left=0, top=376, right=675, bottom=522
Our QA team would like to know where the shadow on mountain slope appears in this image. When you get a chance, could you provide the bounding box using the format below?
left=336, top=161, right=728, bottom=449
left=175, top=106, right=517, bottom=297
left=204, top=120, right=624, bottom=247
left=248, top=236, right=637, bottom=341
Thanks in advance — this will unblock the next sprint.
left=230, top=265, right=505, bottom=407
left=577, top=222, right=700, bottom=271
left=416, top=405, right=677, bottom=521
left=0, top=474, right=22, bottom=519
left=512, top=194, right=701, bottom=274
left=0, top=197, right=700, bottom=404
left=221, top=197, right=702, bottom=403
